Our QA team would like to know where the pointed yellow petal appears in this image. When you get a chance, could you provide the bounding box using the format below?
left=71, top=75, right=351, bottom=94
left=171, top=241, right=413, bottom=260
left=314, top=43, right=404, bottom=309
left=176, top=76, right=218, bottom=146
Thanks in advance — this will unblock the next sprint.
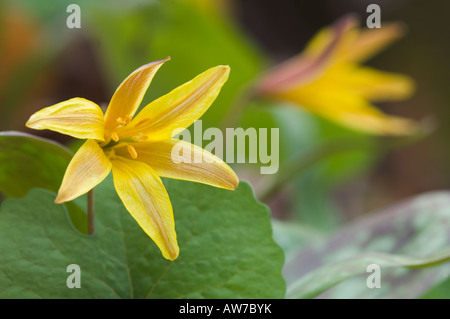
left=26, top=98, right=105, bottom=140
left=280, top=86, right=420, bottom=136
left=336, top=64, right=415, bottom=102
left=256, top=15, right=358, bottom=95
left=115, top=140, right=239, bottom=190
left=305, top=18, right=406, bottom=64
left=104, top=58, right=170, bottom=135
left=55, top=139, right=112, bottom=203
left=111, top=157, right=179, bottom=260
left=346, top=22, right=407, bottom=62
left=303, top=14, right=358, bottom=61
left=120, top=65, right=230, bottom=141
left=327, top=104, right=420, bottom=136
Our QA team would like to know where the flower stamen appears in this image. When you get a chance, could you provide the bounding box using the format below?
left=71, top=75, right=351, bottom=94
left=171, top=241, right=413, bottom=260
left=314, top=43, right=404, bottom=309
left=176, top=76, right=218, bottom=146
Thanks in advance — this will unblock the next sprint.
left=131, top=132, right=149, bottom=142
left=116, top=116, right=132, bottom=127
left=127, top=144, right=138, bottom=159
left=111, top=132, right=120, bottom=142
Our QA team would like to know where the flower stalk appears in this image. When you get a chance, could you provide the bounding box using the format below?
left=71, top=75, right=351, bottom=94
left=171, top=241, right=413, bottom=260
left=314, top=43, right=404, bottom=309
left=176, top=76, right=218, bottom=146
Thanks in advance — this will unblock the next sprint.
left=257, top=139, right=368, bottom=202
left=257, top=128, right=432, bottom=202
left=87, top=189, right=95, bottom=235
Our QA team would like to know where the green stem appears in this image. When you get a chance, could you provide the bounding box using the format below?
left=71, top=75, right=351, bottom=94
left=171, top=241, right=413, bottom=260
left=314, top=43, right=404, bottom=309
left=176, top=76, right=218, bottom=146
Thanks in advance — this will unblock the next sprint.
left=87, top=189, right=95, bottom=235
left=257, top=139, right=369, bottom=202
left=257, top=130, right=431, bottom=202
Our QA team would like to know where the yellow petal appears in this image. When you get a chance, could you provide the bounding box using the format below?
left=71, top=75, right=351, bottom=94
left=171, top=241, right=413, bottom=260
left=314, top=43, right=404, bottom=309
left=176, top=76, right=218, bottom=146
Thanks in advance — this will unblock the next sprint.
left=115, top=140, right=239, bottom=190
left=55, top=139, right=112, bottom=203
left=111, top=157, right=179, bottom=260
left=120, top=65, right=230, bottom=141
left=346, top=22, right=407, bottom=63
left=103, top=58, right=170, bottom=137
left=335, top=64, right=415, bottom=102
left=303, top=14, right=358, bottom=61
left=280, top=86, right=420, bottom=135
left=26, top=98, right=105, bottom=141
left=256, top=15, right=357, bottom=94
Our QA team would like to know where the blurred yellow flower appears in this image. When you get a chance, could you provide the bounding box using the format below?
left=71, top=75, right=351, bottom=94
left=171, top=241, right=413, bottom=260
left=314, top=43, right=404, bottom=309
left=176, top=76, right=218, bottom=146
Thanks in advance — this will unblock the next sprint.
left=26, top=58, right=239, bottom=260
left=255, top=15, right=421, bottom=135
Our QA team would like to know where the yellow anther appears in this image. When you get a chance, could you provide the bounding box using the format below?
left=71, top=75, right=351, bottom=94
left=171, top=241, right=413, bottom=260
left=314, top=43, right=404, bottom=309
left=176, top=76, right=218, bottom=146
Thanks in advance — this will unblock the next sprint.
left=116, top=117, right=126, bottom=126
left=127, top=144, right=138, bottom=159
left=111, top=132, right=120, bottom=142
left=131, top=132, right=149, bottom=142
left=116, top=116, right=132, bottom=127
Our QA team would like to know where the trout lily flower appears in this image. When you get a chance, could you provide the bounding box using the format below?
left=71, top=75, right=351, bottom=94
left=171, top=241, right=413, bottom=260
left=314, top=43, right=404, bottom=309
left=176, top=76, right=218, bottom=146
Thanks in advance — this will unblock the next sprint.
left=26, top=58, right=239, bottom=260
left=255, top=15, right=421, bottom=135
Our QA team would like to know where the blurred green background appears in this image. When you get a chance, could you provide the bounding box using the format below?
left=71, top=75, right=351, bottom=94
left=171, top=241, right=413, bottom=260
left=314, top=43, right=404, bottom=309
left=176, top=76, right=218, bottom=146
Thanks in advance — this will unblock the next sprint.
left=1, top=0, right=449, bottom=234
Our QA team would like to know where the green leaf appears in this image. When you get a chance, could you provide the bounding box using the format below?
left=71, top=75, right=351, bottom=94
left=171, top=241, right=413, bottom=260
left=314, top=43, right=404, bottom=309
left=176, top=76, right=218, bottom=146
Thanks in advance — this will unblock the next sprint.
left=0, top=131, right=87, bottom=233
left=0, top=131, right=71, bottom=197
left=283, top=191, right=450, bottom=299
left=420, top=277, right=450, bottom=299
left=0, top=178, right=286, bottom=298
left=287, top=250, right=450, bottom=299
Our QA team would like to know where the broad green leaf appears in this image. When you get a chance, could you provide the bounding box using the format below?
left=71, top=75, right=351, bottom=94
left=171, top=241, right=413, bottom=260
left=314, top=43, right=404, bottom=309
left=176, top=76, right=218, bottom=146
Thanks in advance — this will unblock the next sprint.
left=420, top=277, right=450, bottom=299
left=283, top=191, right=450, bottom=298
left=0, top=178, right=286, bottom=298
left=0, top=131, right=71, bottom=197
left=0, top=132, right=88, bottom=233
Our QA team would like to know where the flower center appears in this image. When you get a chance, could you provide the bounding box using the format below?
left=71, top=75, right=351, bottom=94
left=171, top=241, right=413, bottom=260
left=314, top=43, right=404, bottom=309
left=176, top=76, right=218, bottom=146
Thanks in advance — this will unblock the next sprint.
left=116, top=116, right=131, bottom=127
left=102, top=117, right=149, bottom=160
left=109, top=116, right=133, bottom=142
left=103, top=142, right=139, bottom=160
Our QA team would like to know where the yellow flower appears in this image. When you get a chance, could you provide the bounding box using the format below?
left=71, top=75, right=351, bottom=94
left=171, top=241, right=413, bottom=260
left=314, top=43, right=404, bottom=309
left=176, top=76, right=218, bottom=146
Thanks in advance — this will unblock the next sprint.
left=255, top=15, right=421, bottom=135
left=26, top=57, right=239, bottom=260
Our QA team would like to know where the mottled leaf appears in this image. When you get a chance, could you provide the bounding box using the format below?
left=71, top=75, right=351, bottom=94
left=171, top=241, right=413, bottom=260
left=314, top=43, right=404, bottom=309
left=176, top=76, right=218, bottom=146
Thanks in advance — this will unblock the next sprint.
left=283, top=191, right=450, bottom=298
